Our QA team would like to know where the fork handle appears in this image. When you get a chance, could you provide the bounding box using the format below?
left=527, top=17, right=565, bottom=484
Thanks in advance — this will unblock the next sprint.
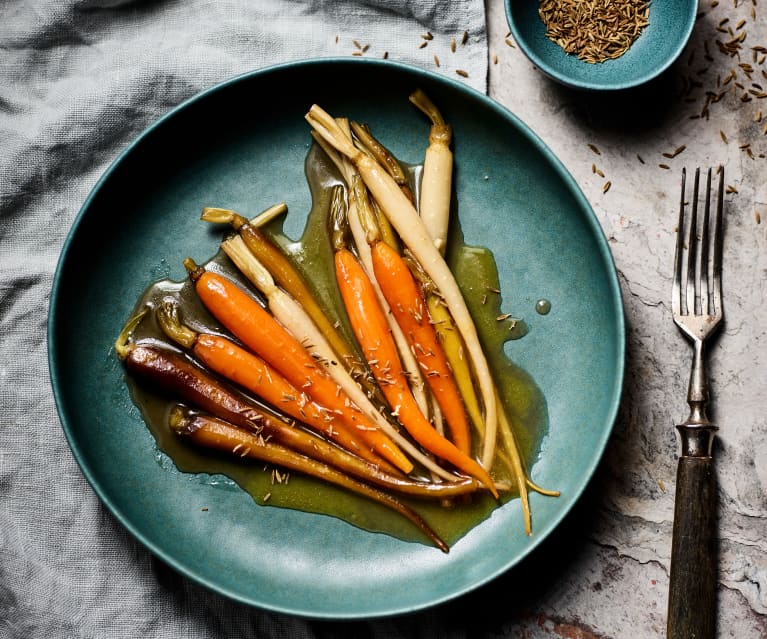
left=667, top=452, right=718, bottom=639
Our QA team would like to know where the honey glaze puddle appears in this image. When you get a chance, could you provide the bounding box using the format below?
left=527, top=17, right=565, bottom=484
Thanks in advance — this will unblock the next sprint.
left=122, top=144, right=549, bottom=549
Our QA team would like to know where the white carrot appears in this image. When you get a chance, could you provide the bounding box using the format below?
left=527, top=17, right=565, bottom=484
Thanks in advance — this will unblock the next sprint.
left=409, top=89, right=453, bottom=255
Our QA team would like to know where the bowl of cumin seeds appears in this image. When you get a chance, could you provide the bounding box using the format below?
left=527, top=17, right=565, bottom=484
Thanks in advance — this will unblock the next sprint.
left=505, top=0, right=697, bottom=90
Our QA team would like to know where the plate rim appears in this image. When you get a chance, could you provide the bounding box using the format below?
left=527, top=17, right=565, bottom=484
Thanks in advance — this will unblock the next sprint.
left=48, top=56, right=626, bottom=618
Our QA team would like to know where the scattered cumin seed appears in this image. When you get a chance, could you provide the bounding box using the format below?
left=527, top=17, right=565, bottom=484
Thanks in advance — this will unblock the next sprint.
left=456, top=69, right=469, bottom=78
left=637, top=154, right=645, bottom=164
left=201, top=507, right=209, bottom=511
left=756, top=211, right=762, bottom=224
left=434, top=54, right=440, bottom=67
left=505, top=38, right=516, bottom=48
left=720, top=130, right=729, bottom=143
left=450, top=37, right=456, bottom=52
left=596, top=168, right=605, bottom=178
left=588, top=143, right=601, bottom=155
left=496, top=313, right=513, bottom=321
left=662, top=145, right=687, bottom=159
left=726, top=184, right=738, bottom=193
left=419, top=41, right=428, bottom=49
left=383, top=51, right=389, bottom=59
left=659, top=163, right=671, bottom=170
left=603, top=181, right=612, bottom=193
left=493, top=53, right=498, bottom=64
left=461, top=30, right=469, bottom=45
left=422, top=32, right=433, bottom=41
left=263, top=492, right=272, bottom=502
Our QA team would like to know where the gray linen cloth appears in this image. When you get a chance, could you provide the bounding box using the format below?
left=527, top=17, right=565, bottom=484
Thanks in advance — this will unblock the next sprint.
left=0, top=1, right=488, bottom=636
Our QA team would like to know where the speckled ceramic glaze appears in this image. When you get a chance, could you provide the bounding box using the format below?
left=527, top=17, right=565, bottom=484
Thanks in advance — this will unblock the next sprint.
left=49, top=58, right=625, bottom=618
left=506, top=1, right=698, bottom=90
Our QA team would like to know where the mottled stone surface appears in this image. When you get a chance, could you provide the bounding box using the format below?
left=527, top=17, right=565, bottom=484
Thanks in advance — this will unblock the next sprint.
left=486, top=0, right=767, bottom=636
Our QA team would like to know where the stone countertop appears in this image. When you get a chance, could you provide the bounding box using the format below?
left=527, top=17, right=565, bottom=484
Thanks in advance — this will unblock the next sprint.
left=484, top=0, right=767, bottom=636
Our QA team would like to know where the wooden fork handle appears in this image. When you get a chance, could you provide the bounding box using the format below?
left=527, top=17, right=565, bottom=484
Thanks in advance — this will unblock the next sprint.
left=667, top=455, right=717, bottom=639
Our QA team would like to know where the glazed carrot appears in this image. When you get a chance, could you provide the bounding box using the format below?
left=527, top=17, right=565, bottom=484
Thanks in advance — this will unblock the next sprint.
left=156, top=299, right=393, bottom=470
left=183, top=259, right=414, bottom=474
left=319, top=142, right=431, bottom=422
left=219, top=233, right=466, bottom=483
left=169, top=406, right=490, bottom=500
left=371, top=239, right=472, bottom=455
left=306, top=104, right=498, bottom=469
left=115, top=339, right=382, bottom=482
left=169, top=407, right=448, bottom=552
left=115, top=316, right=488, bottom=498
left=334, top=247, right=498, bottom=497
left=200, top=206, right=376, bottom=392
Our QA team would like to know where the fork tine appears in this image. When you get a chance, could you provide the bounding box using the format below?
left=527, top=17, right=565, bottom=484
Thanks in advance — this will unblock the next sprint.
left=699, top=168, right=712, bottom=316
left=672, top=168, right=687, bottom=316
left=711, top=166, right=725, bottom=316
left=685, top=168, right=701, bottom=316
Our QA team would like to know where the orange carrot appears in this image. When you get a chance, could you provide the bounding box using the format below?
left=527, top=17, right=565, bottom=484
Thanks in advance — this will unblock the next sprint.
left=156, top=300, right=395, bottom=471
left=371, top=240, right=472, bottom=455
left=334, top=247, right=497, bottom=497
left=184, top=260, right=413, bottom=474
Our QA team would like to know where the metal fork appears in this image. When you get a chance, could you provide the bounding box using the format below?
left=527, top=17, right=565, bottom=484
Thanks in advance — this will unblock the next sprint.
left=667, top=167, right=725, bottom=639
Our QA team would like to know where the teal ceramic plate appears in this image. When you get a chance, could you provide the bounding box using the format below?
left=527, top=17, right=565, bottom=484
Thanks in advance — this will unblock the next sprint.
left=49, top=58, right=624, bottom=618
left=506, top=1, right=697, bottom=90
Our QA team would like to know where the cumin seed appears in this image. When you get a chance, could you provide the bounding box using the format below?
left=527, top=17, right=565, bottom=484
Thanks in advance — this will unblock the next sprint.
left=539, top=0, right=650, bottom=63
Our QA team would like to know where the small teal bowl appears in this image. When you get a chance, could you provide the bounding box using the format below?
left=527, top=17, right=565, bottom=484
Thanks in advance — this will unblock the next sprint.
left=505, top=1, right=698, bottom=90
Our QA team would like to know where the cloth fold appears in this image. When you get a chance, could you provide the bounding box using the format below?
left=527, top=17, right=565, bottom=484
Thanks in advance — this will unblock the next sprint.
left=0, top=1, right=487, bottom=636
